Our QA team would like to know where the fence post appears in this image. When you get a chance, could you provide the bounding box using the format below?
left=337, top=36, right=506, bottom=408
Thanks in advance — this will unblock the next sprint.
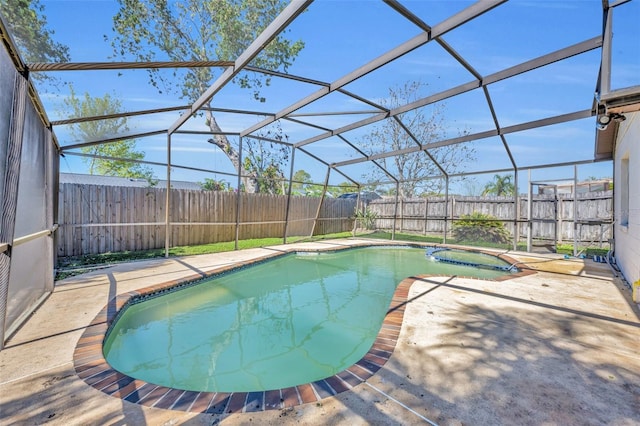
left=513, top=171, right=519, bottom=251
left=527, top=170, right=532, bottom=252
left=351, top=194, right=359, bottom=237
left=399, top=198, right=404, bottom=233
left=443, top=176, right=449, bottom=244
left=392, top=183, right=399, bottom=240
left=451, top=196, right=456, bottom=236
left=423, top=198, right=428, bottom=235
left=573, top=165, right=578, bottom=256
left=553, top=185, right=558, bottom=253
left=558, top=196, right=564, bottom=245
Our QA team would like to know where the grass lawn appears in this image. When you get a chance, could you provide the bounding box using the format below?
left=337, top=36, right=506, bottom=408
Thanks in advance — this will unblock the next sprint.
left=360, top=231, right=609, bottom=257
left=56, top=230, right=610, bottom=281
left=55, top=232, right=353, bottom=280
left=360, top=231, right=525, bottom=250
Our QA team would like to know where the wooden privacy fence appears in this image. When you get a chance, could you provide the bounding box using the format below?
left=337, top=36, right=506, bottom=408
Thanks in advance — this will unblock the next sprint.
left=57, top=183, right=613, bottom=257
left=369, top=191, right=613, bottom=244
left=57, top=183, right=356, bottom=257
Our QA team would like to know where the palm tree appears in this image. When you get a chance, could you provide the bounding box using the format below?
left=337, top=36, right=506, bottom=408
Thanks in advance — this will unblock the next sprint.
left=482, top=174, right=515, bottom=196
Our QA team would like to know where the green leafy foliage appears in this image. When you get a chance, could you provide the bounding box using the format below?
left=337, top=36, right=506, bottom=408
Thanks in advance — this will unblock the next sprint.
left=290, top=169, right=311, bottom=195
left=555, top=244, right=609, bottom=258
left=243, top=160, right=284, bottom=194
left=242, top=132, right=289, bottom=194
left=200, top=178, right=231, bottom=191
left=359, top=81, right=475, bottom=197
left=109, top=0, right=304, bottom=193
left=289, top=174, right=357, bottom=198
left=328, top=182, right=358, bottom=198
left=482, top=174, right=515, bottom=196
left=55, top=232, right=353, bottom=280
left=354, top=208, right=378, bottom=230
left=63, top=86, right=155, bottom=180
left=363, top=231, right=444, bottom=244
left=452, top=212, right=511, bottom=244
left=110, top=0, right=303, bottom=102
left=0, top=0, right=70, bottom=63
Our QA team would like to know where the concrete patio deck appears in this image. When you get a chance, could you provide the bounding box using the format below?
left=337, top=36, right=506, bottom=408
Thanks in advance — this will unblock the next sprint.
left=1, top=239, right=639, bottom=425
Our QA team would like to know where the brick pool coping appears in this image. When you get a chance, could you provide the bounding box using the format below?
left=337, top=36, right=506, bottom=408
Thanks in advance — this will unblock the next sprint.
left=73, top=245, right=536, bottom=414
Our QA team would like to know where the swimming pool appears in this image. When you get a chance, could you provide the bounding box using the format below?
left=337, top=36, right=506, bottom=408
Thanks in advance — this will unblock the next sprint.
left=103, top=246, right=515, bottom=393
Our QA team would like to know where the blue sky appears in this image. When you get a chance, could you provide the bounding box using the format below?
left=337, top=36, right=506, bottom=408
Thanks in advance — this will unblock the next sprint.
left=23, top=0, right=640, bottom=193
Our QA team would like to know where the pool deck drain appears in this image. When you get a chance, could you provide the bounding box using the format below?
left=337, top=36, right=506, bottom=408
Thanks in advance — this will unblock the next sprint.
left=1, top=239, right=639, bottom=425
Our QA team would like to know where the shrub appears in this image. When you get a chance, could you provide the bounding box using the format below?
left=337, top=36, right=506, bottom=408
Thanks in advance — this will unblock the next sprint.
left=200, top=178, right=231, bottom=191
left=452, top=212, right=511, bottom=244
left=354, top=207, right=378, bottom=230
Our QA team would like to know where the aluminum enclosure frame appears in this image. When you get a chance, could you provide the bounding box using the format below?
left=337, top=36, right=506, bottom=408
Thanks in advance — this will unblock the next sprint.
left=1, top=1, right=633, bottom=261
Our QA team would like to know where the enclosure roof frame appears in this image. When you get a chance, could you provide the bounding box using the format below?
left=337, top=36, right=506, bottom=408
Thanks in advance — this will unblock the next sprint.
left=1, top=0, right=632, bottom=188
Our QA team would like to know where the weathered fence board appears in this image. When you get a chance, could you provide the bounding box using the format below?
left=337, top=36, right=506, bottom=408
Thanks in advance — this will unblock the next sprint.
left=57, top=184, right=357, bottom=257
left=57, top=183, right=613, bottom=257
left=368, top=192, right=613, bottom=243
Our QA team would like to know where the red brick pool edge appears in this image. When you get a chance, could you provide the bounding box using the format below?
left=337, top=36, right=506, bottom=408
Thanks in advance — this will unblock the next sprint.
left=72, top=250, right=535, bottom=414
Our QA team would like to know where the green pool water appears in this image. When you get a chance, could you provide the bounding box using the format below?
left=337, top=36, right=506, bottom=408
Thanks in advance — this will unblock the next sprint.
left=103, top=246, right=511, bottom=392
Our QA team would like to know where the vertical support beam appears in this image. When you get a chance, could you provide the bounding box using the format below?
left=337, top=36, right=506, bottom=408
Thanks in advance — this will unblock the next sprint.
left=311, top=166, right=331, bottom=238
left=392, top=183, right=399, bottom=241
left=451, top=196, right=456, bottom=239
left=164, top=133, right=172, bottom=258
left=558, top=193, right=564, bottom=244
left=234, top=137, right=244, bottom=250
left=0, top=74, right=28, bottom=349
left=46, top=130, right=57, bottom=292
left=351, top=185, right=360, bottom=237
left=283, top=147, right=296, bottom=244
left=573, top=165, right=578, bottom=257
left=353, top=188, right=363, bottom=235
left=512, top=171, right=519, bottom=250
left=527, top=170, right=533, bottom=252
left=598, top=224, right=603, bottom=249
left=399, top=198, right=404, bottom=234
left=600, top=6, right=612, bottom=96
left=553, top=185, right=558, bottom=253
left=443, top=177, right=449, bottom=244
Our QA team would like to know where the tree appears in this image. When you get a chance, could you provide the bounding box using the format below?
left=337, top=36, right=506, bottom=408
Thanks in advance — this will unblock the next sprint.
left=461, top=177, right=483, bottom=196
left=0, top=0, right=70, bottom=63
left=244, top=160, right=284, bottom=194
left=200, top=178, right=231, bottom=191
left=482, top=174, right=515, bottom=196
left=64, top=86, right=154, bottom=180
left=359, top=81, right=475, bottom=198
left=109, top=0, right=304, bottom=193
left=291, top=170, right=312, bottom=195
left=327, top=182, right=358, bottom=198
left=1, top=0, right=70, bottom=83
left=242, top=133, right=289, bottom=195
